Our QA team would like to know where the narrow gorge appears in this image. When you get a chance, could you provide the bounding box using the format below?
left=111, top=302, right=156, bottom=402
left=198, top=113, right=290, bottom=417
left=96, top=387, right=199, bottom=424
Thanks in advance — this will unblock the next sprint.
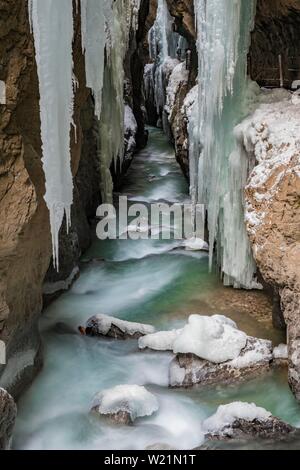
left=0, top=0, right=300, bottom=451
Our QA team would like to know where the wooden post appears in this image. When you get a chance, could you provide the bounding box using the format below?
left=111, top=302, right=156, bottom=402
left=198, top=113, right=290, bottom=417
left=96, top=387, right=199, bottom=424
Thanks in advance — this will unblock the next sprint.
left=279, top=54, right=284, bottom=88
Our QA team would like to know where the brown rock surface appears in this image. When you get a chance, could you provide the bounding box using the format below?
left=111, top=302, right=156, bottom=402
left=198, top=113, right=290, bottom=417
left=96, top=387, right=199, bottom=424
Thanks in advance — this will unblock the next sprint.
left=0, top=388, right=17, bottom=450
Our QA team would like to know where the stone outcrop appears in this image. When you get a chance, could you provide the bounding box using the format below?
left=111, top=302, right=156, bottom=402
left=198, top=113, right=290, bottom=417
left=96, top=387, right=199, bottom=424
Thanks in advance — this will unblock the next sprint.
left=0, top=388, right=17, bottom=450
left=242, top=93, right=300, bottom=400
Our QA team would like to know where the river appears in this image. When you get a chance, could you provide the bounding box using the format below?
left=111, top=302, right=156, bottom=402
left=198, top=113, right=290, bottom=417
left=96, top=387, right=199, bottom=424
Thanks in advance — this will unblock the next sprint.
left=14, top=128, right=300, bottom=450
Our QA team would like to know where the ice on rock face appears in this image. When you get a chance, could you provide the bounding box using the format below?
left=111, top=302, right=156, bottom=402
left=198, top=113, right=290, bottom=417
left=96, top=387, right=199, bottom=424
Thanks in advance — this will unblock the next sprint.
left=139, top=329, right=183, bottom=352
left=0, top=80, right=6, bottom=104
left=92, top=385, right=159, bottom=421
left=173, top=315, right=247, bottom=363
left=189, top=0, right=258, bottom=288
left=203, top=402, right=271, bottom=435
left=29, top=0, right=75, bottom=269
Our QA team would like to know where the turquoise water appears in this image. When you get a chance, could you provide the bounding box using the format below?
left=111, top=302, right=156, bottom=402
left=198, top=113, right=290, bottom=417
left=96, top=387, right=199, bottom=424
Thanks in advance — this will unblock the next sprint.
left=14, top=128, right=300, bottom=450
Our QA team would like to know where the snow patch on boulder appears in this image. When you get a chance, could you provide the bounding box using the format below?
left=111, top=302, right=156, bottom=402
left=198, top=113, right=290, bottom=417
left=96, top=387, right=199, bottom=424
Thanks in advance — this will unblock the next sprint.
left=203, top=402, right=271, bottom=435
left=173, top=315, right=247, bottom=363
left=139, top=329, right=183, bottom=352
left=91, top=385, right=159, bottom=423
left=273, top=344, right=288, bottom=360
left=183, top=237, right=209, bottom=252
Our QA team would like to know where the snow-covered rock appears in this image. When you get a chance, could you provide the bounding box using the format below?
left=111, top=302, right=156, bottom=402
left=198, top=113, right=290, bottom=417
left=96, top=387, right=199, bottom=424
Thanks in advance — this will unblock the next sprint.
left=203, top=402, right=271, bottom=435
left=170, top=336, right=273, bottom=388
left=273, top=344, right=288, bottom=360
left=201, top=402, right=296, bottom=442
left=183, top=237, right=209, bottom=252
left=173, top=315, right=247, bottom=363
left=138, top=329, right=183, bottom=352
left=165, top=62, right=189, bottom=116
left=83, top=314, right=155, bottom=340
left=91, top=385, right=159, bottom=425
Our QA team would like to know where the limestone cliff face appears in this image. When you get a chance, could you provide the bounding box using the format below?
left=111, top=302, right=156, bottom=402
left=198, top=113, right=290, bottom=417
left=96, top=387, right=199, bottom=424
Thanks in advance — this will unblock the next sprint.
left=243, top=96, right=300, bottom=400
left=0, top=388, right=16, bottom=449
left=0, top=0, right=50, bottom=397
left=0, top=0, right=155, bottom=400
left=0, top=1, right=99, bottom=395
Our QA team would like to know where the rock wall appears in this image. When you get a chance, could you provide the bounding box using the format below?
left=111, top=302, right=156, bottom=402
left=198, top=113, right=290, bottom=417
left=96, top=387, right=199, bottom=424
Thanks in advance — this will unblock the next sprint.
left=0, top=388, right=16, bottom=449
left=0, top=0, right=149, bottom=399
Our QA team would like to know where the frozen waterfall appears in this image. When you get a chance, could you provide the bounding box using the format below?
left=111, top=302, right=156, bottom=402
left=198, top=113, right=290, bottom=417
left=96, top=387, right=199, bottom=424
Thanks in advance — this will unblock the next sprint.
left=29, top=0, right=75, bottom=270
left=190, top=0, right=258, bottom=289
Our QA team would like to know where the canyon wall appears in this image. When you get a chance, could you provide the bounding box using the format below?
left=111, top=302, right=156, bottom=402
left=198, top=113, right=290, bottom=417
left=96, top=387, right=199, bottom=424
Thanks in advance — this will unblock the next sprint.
left=0, top=0, right=152, bottom=405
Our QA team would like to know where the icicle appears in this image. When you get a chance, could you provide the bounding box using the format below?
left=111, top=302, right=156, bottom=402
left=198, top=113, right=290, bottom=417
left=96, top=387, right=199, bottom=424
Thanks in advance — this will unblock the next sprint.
left=29, top=0, right=75, bottom=270
left=189, top=0, right=258, bottom=288
left=80, top=0, right=113, bottom=120
left=98, top=0, right=141, bottom=203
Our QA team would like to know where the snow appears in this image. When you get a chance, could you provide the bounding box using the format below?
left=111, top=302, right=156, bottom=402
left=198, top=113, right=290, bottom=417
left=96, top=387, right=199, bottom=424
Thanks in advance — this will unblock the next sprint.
left=241, top=90, right=300, bottom=236
left=173, top=315, right=247, bottom=363
left=165, top=62, right=189, bottom=117
left=29, top=0, right=75, bottom=269
left=86, top=314, right=155, bottom=337
left=273, top=344, right=288, bottom=360
left=139, top=329, right=183, bottom=352
left=124, top=105, right=138, bottom=134
left=229, top=338, right=272, bottom=368
left=183, top=237, right=209, bottom=252
left=92, top=385, right=159, bottom=421
left=0, top=80, right=6, bottom=104
left=203, top=402, right=271, bottom=434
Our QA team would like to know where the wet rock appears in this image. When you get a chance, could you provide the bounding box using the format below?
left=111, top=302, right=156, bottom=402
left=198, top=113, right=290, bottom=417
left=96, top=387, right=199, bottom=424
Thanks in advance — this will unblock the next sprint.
left=91, top=385, right=159, bottom=425
left=83, top=314, right=155, bottom=340
left=0, top=388, right=17, bottom=450
left=170, top=336, right=273, bottom=388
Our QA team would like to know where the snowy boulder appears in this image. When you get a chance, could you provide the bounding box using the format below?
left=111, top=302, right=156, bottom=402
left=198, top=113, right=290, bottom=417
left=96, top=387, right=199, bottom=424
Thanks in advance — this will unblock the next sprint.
left=138, top=329, right=183, bottom=352
left=183, top=238, right=209, bottom=252
left=83, top=314, right=155, bottom=340
left=170, top=336, right=273, bottom=388
left=91, top=385, right=159, bottom=425
left=173, top=315, right=247, bottom=363
left=201, top=402, right=296, bottom=443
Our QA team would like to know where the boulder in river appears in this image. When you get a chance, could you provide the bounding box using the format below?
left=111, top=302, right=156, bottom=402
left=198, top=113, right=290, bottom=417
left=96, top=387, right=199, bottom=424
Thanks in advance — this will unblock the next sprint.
left=198, top=402, right=297, bottom=447
left=91, top=385, right=159, bottom=425
left=82, top=314, right=155, bottom=340
left=170, top=336, right=273, bottom=388
left=0, top=388, right=17, bottom=450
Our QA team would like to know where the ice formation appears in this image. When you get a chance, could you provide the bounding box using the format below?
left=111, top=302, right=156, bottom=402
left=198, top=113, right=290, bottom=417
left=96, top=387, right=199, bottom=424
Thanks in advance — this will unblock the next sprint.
left=91, top=385, right=159, bottom=421
left=183, top=237, right=209, bottom=252
left=188, top=0, right=258, bottom=288
left=203, top=402, right=271, bottom=434
left=99, top=1, right=141, bottom=203
left=138, top=329, right=183, bottom=352
left=85, top=314, right=155, bottom=337
left=29, top=0, right=75, bottom=269
left=173, top=315, right=247, bottom=363
left=147, top=0, right=181, bottom=128
left=80, top=0, right=113, bottom=120
left=0, top=80, right=6, bottom=104
left=165, top=62, right=189, bottom=117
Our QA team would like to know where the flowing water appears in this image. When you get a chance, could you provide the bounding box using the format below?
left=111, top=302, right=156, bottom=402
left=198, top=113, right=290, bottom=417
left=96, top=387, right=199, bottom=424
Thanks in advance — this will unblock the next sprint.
left=14, top=128, right=300, bottom=450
